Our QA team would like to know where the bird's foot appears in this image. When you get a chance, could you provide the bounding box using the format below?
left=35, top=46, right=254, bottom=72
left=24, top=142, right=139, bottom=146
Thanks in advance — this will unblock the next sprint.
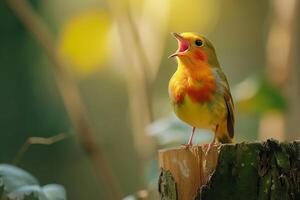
left=204, top=143, right=214, bottom=156
left=181, top=143, right=193, bottom=149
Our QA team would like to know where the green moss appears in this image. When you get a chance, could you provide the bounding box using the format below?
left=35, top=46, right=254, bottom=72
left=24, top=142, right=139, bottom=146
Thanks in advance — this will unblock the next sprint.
left=158, top=169, right=177, bottom=200
left=197, top=140, right=300, bottom=200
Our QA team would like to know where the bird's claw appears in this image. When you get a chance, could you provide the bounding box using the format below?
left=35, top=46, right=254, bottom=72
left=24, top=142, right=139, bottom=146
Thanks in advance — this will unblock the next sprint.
left=204, top=143, right=213, bottom=156
left=181, top=143, right=193, bottom=149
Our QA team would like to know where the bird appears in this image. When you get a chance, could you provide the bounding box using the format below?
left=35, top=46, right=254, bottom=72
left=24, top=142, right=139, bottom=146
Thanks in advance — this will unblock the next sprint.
left=168, top=32, right=235, bottom=152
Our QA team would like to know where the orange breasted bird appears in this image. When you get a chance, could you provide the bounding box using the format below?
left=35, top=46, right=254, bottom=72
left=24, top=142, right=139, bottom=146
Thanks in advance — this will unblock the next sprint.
left=168, top=32, right=235, bottom=149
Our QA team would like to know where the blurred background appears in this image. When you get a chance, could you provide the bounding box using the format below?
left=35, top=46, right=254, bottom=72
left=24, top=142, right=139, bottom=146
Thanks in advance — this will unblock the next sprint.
left=0, top=0, right=299, bottom=199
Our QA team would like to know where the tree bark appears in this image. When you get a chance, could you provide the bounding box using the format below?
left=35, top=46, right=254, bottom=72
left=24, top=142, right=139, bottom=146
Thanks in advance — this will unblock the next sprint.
left=158, top=140, right=300, bottom=200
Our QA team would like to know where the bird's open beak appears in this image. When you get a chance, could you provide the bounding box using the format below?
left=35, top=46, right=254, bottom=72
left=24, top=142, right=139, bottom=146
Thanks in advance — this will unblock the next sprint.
left=168, top=32, right=190, bottom=58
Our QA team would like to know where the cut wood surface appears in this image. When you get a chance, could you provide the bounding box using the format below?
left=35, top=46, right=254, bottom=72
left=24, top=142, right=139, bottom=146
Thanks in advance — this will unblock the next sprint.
left=158, top=139, right=300, bottom=200
left=158, top=145, right=219, bottom=200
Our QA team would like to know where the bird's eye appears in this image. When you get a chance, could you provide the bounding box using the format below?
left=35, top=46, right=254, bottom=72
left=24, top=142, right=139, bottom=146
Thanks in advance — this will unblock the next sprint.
left=195, top=39, right=203, bottom=46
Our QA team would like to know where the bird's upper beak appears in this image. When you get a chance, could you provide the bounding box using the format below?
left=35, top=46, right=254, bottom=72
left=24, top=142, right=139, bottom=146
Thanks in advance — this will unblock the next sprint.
left=168, top=32, right=190, bottom=58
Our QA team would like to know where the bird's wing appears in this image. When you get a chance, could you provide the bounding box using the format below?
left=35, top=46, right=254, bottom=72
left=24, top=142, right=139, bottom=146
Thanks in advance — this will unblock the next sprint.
left=224, top=88, right=235, bottom=138
left=214, top=68, right=235, bottom=138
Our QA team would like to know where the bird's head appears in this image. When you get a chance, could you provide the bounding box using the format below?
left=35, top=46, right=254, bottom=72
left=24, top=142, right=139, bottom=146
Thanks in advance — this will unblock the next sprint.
left=169, top=32, right=219, bottom=67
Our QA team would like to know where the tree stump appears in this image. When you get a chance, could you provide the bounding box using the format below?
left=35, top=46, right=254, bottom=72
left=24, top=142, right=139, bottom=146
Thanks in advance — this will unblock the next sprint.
left=158, top=139, right=300, bottom=200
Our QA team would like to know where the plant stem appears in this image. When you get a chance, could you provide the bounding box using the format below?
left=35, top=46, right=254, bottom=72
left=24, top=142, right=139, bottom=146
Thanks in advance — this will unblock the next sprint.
left=12, top=133, right=72, bottom=165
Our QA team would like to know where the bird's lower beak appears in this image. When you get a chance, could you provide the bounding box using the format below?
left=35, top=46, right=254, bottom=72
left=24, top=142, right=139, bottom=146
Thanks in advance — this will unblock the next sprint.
left=168, top=32, right=190, bottom=58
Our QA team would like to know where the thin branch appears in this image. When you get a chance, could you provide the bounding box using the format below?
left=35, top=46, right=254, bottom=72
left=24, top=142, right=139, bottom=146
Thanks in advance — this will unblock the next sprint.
left=12, top=133, right=72, bottom=165
left=6, top=0, right=122, bottom=199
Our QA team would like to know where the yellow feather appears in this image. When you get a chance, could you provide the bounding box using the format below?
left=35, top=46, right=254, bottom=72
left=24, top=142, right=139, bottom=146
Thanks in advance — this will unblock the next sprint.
left=168, top=32, right=235, bottom=145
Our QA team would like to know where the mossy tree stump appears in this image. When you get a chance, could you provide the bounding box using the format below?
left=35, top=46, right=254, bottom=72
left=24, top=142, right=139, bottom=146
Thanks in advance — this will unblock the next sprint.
left=158, top=139, right=300, bottom=200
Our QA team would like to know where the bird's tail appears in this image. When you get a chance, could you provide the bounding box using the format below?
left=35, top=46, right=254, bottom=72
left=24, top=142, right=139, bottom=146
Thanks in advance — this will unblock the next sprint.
left=216, top=120, right=234, bottom=143
left=217, top=135, right=234, bottom=143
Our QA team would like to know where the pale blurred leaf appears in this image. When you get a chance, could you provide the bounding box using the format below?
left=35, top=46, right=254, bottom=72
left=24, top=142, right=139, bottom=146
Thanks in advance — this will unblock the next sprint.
left=123, top=195, right=136, bottom=200
left=9, top=185, right=47, bottom=200
left=0, top=164, right=38, bottom=194
left=0, top=164, right=66, bottom=200
left=9, top=184, right=66, bottom=200
left=43, top=184, right=67, bottom=200
left=147, top=115, right=212, bottom=147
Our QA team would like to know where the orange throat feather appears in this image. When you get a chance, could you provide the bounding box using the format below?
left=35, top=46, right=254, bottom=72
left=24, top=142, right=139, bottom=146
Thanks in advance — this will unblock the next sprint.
left=170, top=64, right=217, bottom=105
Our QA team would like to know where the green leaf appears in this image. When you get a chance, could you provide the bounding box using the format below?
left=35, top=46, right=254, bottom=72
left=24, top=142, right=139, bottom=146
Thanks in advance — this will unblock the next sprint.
left=235, top=77, right=287, bottom=114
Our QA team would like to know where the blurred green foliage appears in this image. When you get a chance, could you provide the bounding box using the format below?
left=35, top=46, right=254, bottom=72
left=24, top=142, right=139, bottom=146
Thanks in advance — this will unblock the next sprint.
left=236, top=77, right=286, bottom=114
left=0, top=0, right=297, bottom=199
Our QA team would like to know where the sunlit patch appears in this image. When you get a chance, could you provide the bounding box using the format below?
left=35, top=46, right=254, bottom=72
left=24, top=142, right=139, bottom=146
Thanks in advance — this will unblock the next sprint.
left=58, top=10, right=111, bottom=78
left=168, top=0, right=220, bottom=32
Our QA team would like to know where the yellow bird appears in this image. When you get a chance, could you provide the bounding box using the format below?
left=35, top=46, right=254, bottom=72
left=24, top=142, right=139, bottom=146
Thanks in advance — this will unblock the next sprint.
left=168, top=32, right=235, bottom=150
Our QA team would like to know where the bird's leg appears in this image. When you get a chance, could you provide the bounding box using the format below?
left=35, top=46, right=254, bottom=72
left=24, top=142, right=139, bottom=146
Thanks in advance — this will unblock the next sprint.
left=187, top=127, right=196, bottom=145
left=181, top=127, right=196, bottom=149
left=205, top=134, right=216, bottom=156
left=205, top=125, right=218, bottom=156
